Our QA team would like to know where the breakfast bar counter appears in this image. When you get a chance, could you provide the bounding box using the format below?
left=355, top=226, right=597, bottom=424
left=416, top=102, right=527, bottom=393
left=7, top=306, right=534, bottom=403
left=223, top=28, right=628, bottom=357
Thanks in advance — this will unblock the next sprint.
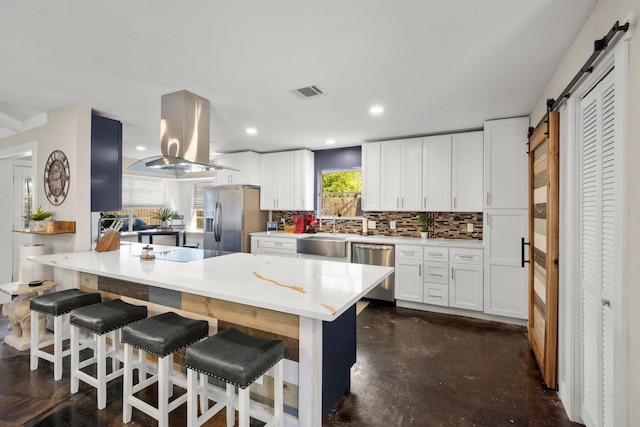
left=29, top=243, right=393, bottom=426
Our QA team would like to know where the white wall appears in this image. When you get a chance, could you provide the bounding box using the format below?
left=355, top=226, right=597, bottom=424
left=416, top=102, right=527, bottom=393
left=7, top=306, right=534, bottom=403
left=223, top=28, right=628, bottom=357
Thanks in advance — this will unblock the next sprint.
left=530, top=1, right=639, bottom=424
left=0, top=105, right=93, bottom=289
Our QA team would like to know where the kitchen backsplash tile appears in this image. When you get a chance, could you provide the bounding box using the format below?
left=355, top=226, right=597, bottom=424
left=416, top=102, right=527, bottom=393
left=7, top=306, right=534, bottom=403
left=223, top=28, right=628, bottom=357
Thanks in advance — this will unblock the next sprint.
left=270, top=211, right=483, bottom=240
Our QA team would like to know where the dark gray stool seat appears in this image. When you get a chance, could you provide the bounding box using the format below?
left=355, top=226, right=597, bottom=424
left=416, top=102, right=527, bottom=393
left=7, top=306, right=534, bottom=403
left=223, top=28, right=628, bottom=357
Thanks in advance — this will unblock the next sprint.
left=186, top=328, right=284, bottom=388
left=69, top=299, right=148, bottom=409
left=71, top=299, right=148, bottom=335
left=122, top=312, right=209, bottom=427
left=30, top=289, right=102, bottom=381
left=185, top=328, right=284, bottom=426
left=31, top=289, right=101, bottom=315
left=122, top=311, right=208, bottom=356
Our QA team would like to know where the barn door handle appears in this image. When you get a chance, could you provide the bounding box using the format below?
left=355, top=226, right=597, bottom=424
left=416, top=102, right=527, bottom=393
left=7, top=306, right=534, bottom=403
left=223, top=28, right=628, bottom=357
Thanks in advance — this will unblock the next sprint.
left=521, top=238, right=530, bottom=268
left=602, top=299, right=611, bottom=307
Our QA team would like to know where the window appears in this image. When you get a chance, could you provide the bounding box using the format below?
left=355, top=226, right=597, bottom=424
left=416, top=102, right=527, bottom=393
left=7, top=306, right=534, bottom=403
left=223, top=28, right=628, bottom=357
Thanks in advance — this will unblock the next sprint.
left=320, top=170, right=362, bottom=217
left=191, top=183, right=207, bottom=229
left=105, top=176, right=165, bottom=231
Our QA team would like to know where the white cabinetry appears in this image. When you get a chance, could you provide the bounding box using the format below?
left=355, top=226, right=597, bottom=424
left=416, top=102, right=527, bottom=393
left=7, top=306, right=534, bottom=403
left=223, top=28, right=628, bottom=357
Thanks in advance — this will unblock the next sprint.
left=394, top=245, right=423, bottom=302
left=483, top=210, right=528, bottom=319
left=449, top=248, right=484, bottom=311
left=212, top=151, right=261, bottom=186
left=380, top=138, right=423, bottom=211
left=452, top=132, right=484, bottom=211
left=422, top=132, right=483, bottom=212
left=361, top=142, right=381, bottom=211
left=422, top=135, right=451, bottom=211
left=483, top=117, right=529, bottom=320
left=483, top=117, right=529, bottom=209
left=251, top=236, right=297, bottom=257
left=260, top=150, right=314, bottom=211
left=423, top=246, right=449, bottom=306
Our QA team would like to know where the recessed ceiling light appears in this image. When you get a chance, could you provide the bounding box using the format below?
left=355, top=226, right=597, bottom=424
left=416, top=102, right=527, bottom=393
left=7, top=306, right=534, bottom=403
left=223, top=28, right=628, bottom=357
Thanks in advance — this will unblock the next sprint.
left=369, top=105, right=384, bottom=115
left=136, top=146, right=146, bottom=151
left=326, top=139, right=336, bottom=145
left=246, top=127, right=257, bottom=135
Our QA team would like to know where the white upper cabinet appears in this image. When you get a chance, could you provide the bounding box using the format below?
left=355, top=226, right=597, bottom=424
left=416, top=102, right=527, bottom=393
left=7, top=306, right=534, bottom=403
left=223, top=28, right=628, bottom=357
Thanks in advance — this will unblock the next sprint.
left=422, top=135, right=452, bottom=211
left=294, top=150, right=314, bottom=211
left=380, top=138, right=423, bottom=211
left=212, top=151, right=261, bottom=186
left=483, top=117, right=529, bottom=209
left=362, top=142, right=381, bottom=211
left=260, top=150, right=313, bottom=211
left=451, top=131, right=484, bottom=212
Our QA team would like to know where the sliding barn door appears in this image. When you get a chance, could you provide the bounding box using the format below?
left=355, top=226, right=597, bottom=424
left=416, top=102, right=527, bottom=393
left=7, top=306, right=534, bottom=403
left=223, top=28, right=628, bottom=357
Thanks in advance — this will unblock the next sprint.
left=528, top=112, right=559, bottom=389
left=579, top=69, right=617, bottom=427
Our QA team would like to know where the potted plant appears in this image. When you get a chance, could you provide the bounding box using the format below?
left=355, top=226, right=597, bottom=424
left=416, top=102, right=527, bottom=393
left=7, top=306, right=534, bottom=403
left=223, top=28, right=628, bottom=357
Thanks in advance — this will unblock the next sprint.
left=418, top=213, right=434, bottom=239
left=153, top=208, right=177, bottom=229
left=28, top=206, right=54, bottom=232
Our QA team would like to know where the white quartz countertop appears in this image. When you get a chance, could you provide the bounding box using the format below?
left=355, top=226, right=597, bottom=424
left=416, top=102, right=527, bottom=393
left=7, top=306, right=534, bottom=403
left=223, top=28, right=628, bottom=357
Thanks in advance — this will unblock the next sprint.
left=28, top=243, right=393, bottom=321
left=251, top=231, right=484, bottom=248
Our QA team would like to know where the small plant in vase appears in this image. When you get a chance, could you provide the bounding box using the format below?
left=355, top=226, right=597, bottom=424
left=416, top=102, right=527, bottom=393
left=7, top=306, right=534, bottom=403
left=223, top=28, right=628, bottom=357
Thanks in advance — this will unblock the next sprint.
left=28, top=206, right=54, bottom=232
left=153, top=208, right=177, bottom=230
left=418, top=213, right=434, bottom=239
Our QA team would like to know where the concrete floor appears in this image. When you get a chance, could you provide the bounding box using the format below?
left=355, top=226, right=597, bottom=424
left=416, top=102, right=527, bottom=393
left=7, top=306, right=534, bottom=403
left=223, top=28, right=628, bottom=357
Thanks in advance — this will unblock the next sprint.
left=0, top=303, right=580, bottom=426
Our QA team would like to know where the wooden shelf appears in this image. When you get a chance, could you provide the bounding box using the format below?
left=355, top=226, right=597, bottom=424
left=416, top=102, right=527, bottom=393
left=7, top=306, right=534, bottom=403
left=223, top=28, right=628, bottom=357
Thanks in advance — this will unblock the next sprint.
left=13, top=221, right=76, bottom=235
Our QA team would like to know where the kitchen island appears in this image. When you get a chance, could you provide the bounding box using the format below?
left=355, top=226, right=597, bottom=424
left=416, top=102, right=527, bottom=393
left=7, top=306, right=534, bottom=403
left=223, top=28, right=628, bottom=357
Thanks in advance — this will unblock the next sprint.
left=28, top=243, right=393, bottom=427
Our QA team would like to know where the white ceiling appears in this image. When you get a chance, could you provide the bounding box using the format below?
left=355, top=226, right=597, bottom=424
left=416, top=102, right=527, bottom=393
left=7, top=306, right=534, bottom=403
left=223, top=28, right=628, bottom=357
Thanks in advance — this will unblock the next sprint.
left=0, top=1, right=597, bottom=160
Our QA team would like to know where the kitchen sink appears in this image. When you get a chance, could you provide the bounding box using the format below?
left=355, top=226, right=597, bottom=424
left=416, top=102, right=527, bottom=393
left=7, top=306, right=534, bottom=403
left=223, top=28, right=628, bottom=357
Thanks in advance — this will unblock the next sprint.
left=297, top=234, right=349, bottom=257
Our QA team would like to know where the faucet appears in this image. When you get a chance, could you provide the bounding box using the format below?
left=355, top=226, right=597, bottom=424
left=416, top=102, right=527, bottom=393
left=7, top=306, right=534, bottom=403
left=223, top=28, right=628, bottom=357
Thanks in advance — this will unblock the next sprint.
left=319, top=207, right=337, bottom=234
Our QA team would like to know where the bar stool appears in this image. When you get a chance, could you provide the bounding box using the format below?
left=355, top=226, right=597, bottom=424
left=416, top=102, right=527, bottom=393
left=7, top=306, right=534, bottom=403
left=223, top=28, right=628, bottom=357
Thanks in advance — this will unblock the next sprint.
left=69, top=299, right=148, bottom=409
left=30, top=289, right=102, bottom=380
left=185, top=328, right=284, bottom=427
left=121, top=312, right=209, bottom=427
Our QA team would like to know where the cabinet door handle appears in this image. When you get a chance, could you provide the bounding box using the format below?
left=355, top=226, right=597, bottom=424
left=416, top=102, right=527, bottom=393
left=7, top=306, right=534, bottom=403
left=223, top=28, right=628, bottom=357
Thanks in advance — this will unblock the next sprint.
left=419, top=264, right=422, bottom=276
left=453, top=197, right=457, bottom=209
left=397, top=198, right=399, bottom=209
left=423, top=197, right=427, bottom=209
left=401, top=197, right=404, bottom=208
left=428, top=252, right=443, bottom=257
left=402, top=251, right=418, bottom=256
left=430, top=273, right=443, bottom=277
left=457, top=255, right=474, bottom=260
left=486, top=214, right=490, bottom=226
left=451, top=267, right=455, bottom=280
left=486, top=192, right=490, bottom=206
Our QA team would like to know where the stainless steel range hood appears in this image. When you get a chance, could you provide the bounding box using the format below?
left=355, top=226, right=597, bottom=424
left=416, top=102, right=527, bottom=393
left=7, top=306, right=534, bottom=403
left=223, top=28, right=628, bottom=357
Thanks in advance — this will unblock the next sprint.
left=129, top=90, right=237, bottom=176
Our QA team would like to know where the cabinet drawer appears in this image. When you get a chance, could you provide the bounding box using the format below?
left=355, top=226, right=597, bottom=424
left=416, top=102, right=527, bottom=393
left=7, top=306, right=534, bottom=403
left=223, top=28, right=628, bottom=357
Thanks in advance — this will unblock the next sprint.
left=260, top=238, right=297, bottom=251
left=423, top=247, right=449, bottom=262
left=423, top=261, right=449, bottom=285
left=450, top=248, right=483, bottom=265
left=395, top=245, right=423, bottom=260
left=424, top=283, right=449, bottom=306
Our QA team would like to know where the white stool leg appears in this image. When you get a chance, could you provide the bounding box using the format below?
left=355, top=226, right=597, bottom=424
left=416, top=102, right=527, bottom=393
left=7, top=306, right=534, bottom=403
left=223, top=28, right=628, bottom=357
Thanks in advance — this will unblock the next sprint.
left=138, top=348, right=147, bottom=381
left=97, top=333, right=107, bottom=409
left=30, top=310, right=39, bottom=370
left=239, top=386, right=250, bottom=427
left=70, top=325, right=80, bottom=394
left=200, top=372, right=208, bottom=412
left=274, top=360, right=283, bottom=426
left=53, top=314, right=63, bottom=381
left=167, top=353, right=174, bottom=399
left=110, top=330, right=119, bottom=372
left=158, top=355, right=171, bottom=427
left=186, top=368, right=198, bottom=427
left=226, top=383, right=235, bottom=427
left=123, top=343, right=133, bottom=423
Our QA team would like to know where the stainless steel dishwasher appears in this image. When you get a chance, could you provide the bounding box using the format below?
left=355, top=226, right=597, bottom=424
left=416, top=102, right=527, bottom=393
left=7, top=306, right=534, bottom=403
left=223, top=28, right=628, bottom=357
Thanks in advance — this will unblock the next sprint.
left=351, top=243, right=395, bottom=302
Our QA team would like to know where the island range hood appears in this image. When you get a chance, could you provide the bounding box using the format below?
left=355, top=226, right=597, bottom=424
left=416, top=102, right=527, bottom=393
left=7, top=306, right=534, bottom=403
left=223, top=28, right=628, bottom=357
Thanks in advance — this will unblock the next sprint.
left=129, top=90, right=237, bottom=176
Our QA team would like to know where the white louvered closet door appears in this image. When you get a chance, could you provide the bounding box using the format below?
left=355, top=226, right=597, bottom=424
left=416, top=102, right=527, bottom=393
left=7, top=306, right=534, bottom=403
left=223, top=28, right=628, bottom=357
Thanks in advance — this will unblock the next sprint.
left=579, top=70, right=616, bottom=427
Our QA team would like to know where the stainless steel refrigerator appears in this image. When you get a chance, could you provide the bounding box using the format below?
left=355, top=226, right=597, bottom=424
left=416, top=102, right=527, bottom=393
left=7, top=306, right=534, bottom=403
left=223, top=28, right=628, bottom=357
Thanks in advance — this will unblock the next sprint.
left=203, top=185, right=267, bottom=253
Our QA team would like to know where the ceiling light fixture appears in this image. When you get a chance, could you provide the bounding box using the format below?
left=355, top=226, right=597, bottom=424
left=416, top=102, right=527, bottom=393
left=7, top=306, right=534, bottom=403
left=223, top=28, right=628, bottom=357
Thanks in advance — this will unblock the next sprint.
left=136, top=146, right=146, bottom=151
left=246, top=127, right=257, bottom=135
left=326, top=139, right=336, bottom=145
left=369, top=105, right=385, bottom=115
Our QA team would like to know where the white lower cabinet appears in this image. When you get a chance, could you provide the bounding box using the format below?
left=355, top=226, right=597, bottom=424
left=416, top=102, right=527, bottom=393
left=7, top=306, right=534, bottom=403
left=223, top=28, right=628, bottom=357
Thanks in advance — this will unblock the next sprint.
left=394, top=245, right=423, bottom=302
left=251, top=236, right=297, bottom=258
left=396, top=244, right=484, bottom=314
left=449, top=248, right=484, bottom=312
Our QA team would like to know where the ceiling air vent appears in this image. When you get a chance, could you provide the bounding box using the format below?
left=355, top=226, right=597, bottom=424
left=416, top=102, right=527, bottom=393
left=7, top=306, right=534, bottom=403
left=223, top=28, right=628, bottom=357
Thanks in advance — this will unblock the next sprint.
left=290, top=85, right=325, bottom=99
